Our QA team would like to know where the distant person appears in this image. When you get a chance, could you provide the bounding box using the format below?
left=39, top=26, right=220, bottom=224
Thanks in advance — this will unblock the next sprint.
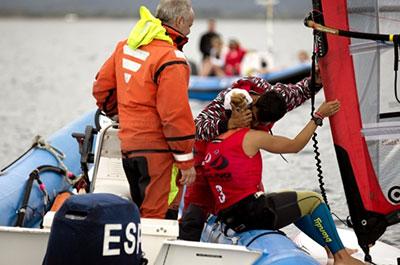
left=92, top=1, right=196, bottom=219
left=298, top=50, right=310, bottom=63
left=200, top=35, right=226, bottom=77
left=224, top=39, right=246, bottom=76
left=240, top=49, right=274, bottom=77
left=199, top=19, right=221, bottom=62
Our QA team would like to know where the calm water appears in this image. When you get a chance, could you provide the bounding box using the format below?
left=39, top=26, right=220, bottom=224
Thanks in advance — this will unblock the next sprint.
left=0, top=18, right=398, bottom=249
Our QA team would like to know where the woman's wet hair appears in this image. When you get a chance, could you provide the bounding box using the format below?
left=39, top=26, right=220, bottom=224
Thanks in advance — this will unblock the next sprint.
left=255, top=91, right=287, bottom=123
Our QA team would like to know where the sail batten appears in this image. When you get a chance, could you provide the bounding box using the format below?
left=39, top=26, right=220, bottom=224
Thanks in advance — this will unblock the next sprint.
left=349, top=41, right=392, bottom=55
left=348, top=6, right=400, bottom=14
left=362, top=122, right=400, bottom=140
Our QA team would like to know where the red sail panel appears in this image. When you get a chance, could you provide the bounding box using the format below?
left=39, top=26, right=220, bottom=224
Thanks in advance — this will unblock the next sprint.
left=319, top=0, right=396, bottom=214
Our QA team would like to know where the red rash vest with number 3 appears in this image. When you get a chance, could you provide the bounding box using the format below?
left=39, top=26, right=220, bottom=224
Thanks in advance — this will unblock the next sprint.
left=203, top=128, right=263, bottom=213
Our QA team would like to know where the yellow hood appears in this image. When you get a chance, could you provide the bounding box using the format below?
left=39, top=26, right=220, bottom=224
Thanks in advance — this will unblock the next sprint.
left=127, top=6, right=173, bottom=50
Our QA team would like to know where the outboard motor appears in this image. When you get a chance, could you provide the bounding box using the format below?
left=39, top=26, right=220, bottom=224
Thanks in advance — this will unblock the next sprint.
left=42, top=193, right=144, bottom=265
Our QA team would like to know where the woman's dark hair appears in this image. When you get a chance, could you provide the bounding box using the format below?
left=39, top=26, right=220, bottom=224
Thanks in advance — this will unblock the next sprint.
left=254, top=91, right=287, bottom=123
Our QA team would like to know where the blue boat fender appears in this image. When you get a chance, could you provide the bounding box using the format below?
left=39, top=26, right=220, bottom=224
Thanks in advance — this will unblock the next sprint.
left=201, top=215, right=319, bottom=265
left=0, top=110, right=96, bottom=227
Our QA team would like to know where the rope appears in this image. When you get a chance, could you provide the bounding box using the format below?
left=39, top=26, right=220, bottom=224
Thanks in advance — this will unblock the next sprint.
left=34, top=136, right=82, bottom=186
left=310, top=19, right=330, bottom=209
left=35, top=136, right=67, bottom=172
left=1, top=135, right=82, bottom=186
left=245, top=231, right=286, bottom=248
left=269, top=129, right=288, bottom=163
left=0, top=135, right=42, bottom=174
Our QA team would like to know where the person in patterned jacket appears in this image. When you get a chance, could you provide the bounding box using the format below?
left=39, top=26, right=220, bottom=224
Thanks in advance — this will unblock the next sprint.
left=180, top=74, right=322, bottom=241
left=196, top=76, right=322, bottom=141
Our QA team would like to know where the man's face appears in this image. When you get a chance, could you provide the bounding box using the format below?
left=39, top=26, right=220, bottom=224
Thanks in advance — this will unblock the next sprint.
left=177, top=8, right=194, bottom=36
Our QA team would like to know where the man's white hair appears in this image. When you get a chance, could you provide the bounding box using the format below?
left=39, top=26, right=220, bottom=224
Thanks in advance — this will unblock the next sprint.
left=156, top=0, right=192, bottom=24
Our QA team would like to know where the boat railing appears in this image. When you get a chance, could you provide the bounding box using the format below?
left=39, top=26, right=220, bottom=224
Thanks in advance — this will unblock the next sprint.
left=89, top=123, right=131, bottom=199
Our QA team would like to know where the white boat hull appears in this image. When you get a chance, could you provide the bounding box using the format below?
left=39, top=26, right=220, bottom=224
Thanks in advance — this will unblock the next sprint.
left=0, top=219, right=261, bottom=265
left=1, top=222, right=399, bottom=265
left=0, top=226, right=50, bottom=264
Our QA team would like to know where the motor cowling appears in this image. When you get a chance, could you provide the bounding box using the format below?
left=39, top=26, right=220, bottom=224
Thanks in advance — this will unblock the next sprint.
left=42, top=193, right=144, bottom=265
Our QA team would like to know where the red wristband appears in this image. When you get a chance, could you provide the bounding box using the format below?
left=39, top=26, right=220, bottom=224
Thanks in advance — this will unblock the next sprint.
left=314, top=112, right=324, bottom=119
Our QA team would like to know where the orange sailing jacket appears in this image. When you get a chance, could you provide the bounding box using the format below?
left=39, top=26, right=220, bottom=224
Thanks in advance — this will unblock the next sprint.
left=93, top=25, right=195, bottom=169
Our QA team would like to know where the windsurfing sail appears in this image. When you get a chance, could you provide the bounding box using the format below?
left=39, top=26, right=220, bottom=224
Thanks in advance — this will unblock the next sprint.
left=307, top=0, right=400, bottom=261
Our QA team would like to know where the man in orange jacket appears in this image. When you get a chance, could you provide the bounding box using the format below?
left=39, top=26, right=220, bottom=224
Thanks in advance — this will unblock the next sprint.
left=92, top=0, right=196, bottom=219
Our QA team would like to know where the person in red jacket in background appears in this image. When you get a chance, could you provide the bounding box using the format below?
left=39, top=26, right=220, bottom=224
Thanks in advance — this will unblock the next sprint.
left=224, top=39, right=246, bottom=76
left=92, top=0, right=196, bottom=219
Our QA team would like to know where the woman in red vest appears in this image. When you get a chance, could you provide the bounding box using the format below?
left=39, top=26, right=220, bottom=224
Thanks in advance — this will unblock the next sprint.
left=200, top=92, right=362, bottom=265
